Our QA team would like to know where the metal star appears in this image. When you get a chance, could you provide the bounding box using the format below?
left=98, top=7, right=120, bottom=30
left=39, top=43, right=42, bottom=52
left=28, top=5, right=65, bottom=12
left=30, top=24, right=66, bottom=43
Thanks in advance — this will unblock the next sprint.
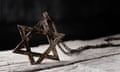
left=13, top=11, right=65, bottom=64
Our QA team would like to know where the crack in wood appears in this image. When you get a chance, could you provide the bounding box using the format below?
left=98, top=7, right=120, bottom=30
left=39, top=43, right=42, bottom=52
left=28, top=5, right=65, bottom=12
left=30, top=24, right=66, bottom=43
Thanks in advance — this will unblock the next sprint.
left=16, top=52, right=120, bottom=72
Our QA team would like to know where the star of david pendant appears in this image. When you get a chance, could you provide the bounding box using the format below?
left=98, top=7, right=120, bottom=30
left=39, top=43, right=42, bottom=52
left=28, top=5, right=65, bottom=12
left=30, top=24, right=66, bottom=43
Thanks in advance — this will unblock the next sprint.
left=13, top=11, right=65, bottom=64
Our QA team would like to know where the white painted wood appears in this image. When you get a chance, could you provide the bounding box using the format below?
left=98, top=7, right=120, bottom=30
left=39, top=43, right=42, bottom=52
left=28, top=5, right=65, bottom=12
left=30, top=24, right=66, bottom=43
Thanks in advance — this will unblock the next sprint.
left=0, top=34, right=120, bottom=72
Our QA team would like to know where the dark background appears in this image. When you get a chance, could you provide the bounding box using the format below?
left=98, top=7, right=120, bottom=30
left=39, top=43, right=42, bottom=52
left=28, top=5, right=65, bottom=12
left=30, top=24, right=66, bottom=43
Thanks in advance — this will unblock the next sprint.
left=0, top=0, right=119, bottom=50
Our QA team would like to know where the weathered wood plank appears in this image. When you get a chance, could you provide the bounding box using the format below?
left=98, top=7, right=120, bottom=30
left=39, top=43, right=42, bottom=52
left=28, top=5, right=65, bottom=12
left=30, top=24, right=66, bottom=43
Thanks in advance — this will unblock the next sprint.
left=0, top=34, right=120, bottom=72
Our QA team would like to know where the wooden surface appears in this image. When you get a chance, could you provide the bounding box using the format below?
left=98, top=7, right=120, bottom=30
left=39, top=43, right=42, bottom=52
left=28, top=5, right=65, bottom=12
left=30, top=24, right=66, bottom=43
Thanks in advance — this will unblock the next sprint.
left=1, top=34, right=120, bottom=72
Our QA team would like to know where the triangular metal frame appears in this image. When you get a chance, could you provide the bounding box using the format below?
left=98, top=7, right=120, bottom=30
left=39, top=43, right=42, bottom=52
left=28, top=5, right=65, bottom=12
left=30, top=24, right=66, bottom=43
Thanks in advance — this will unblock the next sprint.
left=13, top=11, right=65, bottom=64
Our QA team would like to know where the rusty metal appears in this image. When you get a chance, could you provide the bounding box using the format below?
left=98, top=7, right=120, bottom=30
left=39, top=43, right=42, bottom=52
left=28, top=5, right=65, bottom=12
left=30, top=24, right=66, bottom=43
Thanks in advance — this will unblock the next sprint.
left=13, top=11, right=65, bottom=65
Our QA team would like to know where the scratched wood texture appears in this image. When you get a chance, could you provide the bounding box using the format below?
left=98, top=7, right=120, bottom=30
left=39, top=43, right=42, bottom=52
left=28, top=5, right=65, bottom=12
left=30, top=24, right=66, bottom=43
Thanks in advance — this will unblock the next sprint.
left=1, top=34, right=120, bottom=72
